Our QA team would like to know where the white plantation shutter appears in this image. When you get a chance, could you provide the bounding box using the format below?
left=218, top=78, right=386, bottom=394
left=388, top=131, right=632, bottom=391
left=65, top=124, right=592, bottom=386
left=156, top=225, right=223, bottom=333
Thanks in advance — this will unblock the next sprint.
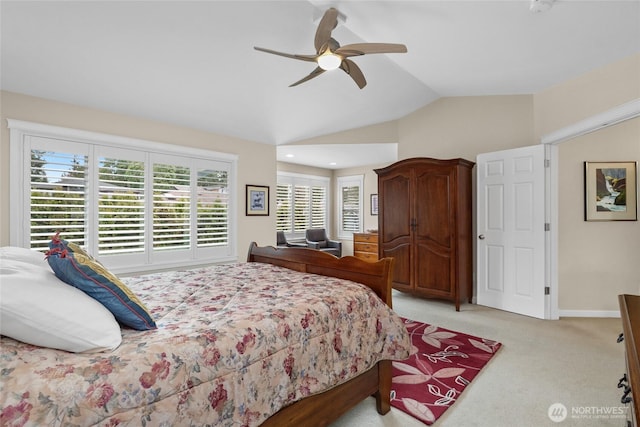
left=310, top=186, right=327, bottom=228
left=341, top=185, right=361, bottom=231
left=337, top=175, right=364, bottom=238
left=276, top=183, right=293, bottom=233
left=153, top=163, right=191, bottom=251
left=97, top=156, right=145, bottom=255
left=196, top=168, right=229, bottom=247
left=293, top=185, right=311, bottom=234
left=10, top=120, right=237, bottom=273
left=30, top=147, right=88, bottom=251
left=276, top=173, right=329, bottom=239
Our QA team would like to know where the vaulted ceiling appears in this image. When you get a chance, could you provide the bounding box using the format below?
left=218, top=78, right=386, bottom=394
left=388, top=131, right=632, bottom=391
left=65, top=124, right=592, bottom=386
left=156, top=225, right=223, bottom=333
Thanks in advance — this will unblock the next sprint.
left=2, top=1, right=638, bottom=168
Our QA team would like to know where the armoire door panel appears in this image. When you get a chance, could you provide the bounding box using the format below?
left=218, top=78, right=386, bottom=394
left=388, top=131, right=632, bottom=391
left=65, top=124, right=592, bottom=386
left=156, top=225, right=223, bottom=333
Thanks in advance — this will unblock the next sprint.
left=416, top=244, right=452, bottom=294
left=415, top=171, right=451, bottom=248
left=383, top=244, right=411, bottom=290
left=381, top=174, right=411, bottom=243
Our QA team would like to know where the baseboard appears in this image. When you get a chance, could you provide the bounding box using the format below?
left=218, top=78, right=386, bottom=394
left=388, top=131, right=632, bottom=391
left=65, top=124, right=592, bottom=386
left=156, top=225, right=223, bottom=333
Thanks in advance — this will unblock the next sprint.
left=559, top=309, right=620, bottom=318
left=470, top=298, right=621, bottom=318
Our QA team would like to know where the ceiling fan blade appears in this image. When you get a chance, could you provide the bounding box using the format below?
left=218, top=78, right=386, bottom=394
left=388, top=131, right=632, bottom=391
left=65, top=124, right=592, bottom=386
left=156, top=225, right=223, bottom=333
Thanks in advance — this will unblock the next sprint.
left=336, top=43, right=408, bottom=58
left=314, top=8, right=339, bottom=53
left=289, top=67, right=326, bottom=87
left=340, top=59, right=367, bottom=89
left=254, top=47, right=317, bottom=63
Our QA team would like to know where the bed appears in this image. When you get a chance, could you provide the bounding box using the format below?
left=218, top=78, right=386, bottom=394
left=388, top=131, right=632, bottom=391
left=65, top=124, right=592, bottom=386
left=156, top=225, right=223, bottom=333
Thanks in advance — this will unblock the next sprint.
left=0, top=243, right=411, bottom=426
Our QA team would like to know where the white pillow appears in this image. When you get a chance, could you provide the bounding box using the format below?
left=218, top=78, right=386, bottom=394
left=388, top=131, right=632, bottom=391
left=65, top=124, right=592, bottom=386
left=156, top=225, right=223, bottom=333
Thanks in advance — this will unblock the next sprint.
left=0, top=246, right=122, bottom=353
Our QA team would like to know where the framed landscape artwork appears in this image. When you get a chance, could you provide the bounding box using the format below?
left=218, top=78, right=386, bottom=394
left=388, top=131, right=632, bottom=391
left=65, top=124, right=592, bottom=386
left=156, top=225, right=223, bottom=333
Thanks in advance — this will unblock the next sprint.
left=246, top=185, right=269, bottom=216
left=584, top=161, right=637, bottom=221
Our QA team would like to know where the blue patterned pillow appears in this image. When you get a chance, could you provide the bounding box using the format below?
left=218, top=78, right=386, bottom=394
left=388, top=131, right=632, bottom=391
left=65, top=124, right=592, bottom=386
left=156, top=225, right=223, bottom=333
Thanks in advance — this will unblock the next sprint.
left=48, top=232, right=95, bottom=260
left=46, top=247, right=157, bottom=331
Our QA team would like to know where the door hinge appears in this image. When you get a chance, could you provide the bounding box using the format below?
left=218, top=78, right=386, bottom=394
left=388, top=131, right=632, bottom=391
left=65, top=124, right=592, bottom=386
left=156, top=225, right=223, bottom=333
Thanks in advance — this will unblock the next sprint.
left=545, top=159, right=551, bottom=168
left=545, top=223, right=550, bottom=231
left=545, top=286, right=550, bottom=295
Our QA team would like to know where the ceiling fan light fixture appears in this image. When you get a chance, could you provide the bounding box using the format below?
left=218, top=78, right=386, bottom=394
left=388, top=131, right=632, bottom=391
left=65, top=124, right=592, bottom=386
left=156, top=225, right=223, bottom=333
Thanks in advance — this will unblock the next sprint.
left=317, top=51, right=342, bottom=71
left=254, top=7, right=407, bottom=88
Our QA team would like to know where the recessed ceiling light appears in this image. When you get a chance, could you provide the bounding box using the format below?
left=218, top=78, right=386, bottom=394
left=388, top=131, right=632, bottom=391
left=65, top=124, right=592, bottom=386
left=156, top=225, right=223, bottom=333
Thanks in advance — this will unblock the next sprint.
left=329, top=162, right=337, bottom=166
left=285, top=154, right=294, bottom=158
left=530, top=0, right=554, bottom=13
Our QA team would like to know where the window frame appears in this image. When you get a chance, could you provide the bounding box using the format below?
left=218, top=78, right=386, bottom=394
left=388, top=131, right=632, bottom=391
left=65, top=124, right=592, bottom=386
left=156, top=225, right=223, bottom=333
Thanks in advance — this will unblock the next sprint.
left=9, top=119, right=238, bottom=274
left=276, top=172, right=330, bottom=240
left=337, top=174, right=364, bottom=239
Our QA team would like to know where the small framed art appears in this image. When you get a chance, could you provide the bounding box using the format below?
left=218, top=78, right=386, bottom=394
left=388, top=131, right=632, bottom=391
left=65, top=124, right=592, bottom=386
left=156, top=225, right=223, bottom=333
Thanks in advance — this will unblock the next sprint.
left=371, top=194, right=379, bottom=215
left=584, top=161, right=637, bottom=221
left=246, top=185, right=269, bottom=216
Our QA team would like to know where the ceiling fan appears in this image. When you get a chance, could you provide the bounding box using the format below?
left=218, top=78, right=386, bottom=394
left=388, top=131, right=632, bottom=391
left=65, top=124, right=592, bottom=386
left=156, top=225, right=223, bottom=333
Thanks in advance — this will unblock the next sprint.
left=254, top=7, right=407, bottom=89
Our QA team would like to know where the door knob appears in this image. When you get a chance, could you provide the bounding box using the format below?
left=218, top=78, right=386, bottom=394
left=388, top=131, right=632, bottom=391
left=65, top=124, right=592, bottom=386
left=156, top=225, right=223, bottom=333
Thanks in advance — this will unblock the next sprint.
left=478, top=234, right=485, bottom=240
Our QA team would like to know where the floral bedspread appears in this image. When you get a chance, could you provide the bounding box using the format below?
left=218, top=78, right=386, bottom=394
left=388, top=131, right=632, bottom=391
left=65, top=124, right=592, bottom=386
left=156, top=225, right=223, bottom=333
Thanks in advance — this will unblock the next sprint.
left=0, top=262, right=411, bottom=427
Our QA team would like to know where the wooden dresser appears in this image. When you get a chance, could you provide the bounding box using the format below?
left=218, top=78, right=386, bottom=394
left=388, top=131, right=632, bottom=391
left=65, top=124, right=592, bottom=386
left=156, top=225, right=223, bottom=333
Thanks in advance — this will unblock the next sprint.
left=353, top=233, right=378, bottom=262
left=619, top=294, right=640, bottom=427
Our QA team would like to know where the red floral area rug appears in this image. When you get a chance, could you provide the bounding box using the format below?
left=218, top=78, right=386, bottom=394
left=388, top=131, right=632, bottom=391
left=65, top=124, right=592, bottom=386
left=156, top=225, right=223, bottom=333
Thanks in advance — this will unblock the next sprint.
left=391, top=318, right=502, bottom=425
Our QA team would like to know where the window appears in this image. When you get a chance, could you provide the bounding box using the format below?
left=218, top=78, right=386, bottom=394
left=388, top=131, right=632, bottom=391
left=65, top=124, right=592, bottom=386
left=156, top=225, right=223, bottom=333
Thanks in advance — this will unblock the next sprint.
left=337, top=175, right=364, bottom=239
left=97, top=153, right=145, bottom=255
left=9, top=120, right=237, bottom=273
left=276, top=172, right=329, bottom=239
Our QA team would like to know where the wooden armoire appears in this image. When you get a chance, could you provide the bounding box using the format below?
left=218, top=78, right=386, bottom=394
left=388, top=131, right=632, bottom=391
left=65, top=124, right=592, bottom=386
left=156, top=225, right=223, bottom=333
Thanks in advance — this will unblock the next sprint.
left=375, top=157, right=475, bottom=311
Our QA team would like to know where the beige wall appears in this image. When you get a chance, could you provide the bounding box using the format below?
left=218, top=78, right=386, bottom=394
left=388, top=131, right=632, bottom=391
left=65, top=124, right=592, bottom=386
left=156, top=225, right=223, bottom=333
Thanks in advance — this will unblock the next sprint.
left=534, top=54, right=640, bottom=140
left=398, top=95, right=536, bottom=161
left=554, top=119, right=639, bottom=312
left=535, top=54, right=640, bottom=313
left=0, top=91, right=277, bottom=256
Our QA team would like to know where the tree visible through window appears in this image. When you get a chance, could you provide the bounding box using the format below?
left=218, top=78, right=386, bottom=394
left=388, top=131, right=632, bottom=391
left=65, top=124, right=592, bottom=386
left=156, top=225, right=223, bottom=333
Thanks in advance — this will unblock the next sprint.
left=98, top=157, right=145, bottom=255
left=30, top=150, right=87, bottom=249
left=11, top=120, right=236, bottom=273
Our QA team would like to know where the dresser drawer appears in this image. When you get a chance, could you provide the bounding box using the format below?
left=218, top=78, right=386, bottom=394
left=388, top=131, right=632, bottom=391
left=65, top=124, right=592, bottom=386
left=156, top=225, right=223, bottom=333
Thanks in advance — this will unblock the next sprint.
left=354, top=251, right=378, bottom=262
left=354, top=242, right=377, bottom=253
left=353, top=233, right=378, bottom=243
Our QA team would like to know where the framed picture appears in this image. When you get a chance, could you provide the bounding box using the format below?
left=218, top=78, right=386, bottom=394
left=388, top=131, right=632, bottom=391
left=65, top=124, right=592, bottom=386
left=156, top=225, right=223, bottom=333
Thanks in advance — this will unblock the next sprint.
left=246, top=185, right=269, bottom=216
left=584, top=161, right=637, bottom=221
left=370, top=194, right=379, bottom=215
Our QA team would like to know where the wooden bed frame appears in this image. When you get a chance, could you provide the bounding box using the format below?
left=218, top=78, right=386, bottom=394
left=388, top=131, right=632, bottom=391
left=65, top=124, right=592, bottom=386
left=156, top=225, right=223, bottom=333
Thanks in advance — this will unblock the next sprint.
left=247, top=242, right=396, bottom=426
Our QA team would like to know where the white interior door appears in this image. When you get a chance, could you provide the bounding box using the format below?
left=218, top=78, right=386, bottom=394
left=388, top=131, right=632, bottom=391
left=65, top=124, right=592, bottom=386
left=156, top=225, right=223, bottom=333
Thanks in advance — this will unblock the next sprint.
left=476, top=145, right=547, bottom=319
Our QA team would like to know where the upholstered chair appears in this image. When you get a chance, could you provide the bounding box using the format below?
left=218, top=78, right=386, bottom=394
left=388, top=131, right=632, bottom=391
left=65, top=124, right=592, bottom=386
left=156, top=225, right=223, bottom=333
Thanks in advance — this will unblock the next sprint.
left=305, top=228, right=342, bottom=257
left=276, top=231, right=307, bottom=248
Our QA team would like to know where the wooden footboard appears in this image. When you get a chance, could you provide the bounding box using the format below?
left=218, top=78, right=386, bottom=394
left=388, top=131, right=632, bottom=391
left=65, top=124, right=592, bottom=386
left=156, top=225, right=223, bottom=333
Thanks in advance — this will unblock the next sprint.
left=261, top=360, right=392, bottom=427
left=247, top=243, right=396, bottom=426
left=247, top=242, right=395, bottom=308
